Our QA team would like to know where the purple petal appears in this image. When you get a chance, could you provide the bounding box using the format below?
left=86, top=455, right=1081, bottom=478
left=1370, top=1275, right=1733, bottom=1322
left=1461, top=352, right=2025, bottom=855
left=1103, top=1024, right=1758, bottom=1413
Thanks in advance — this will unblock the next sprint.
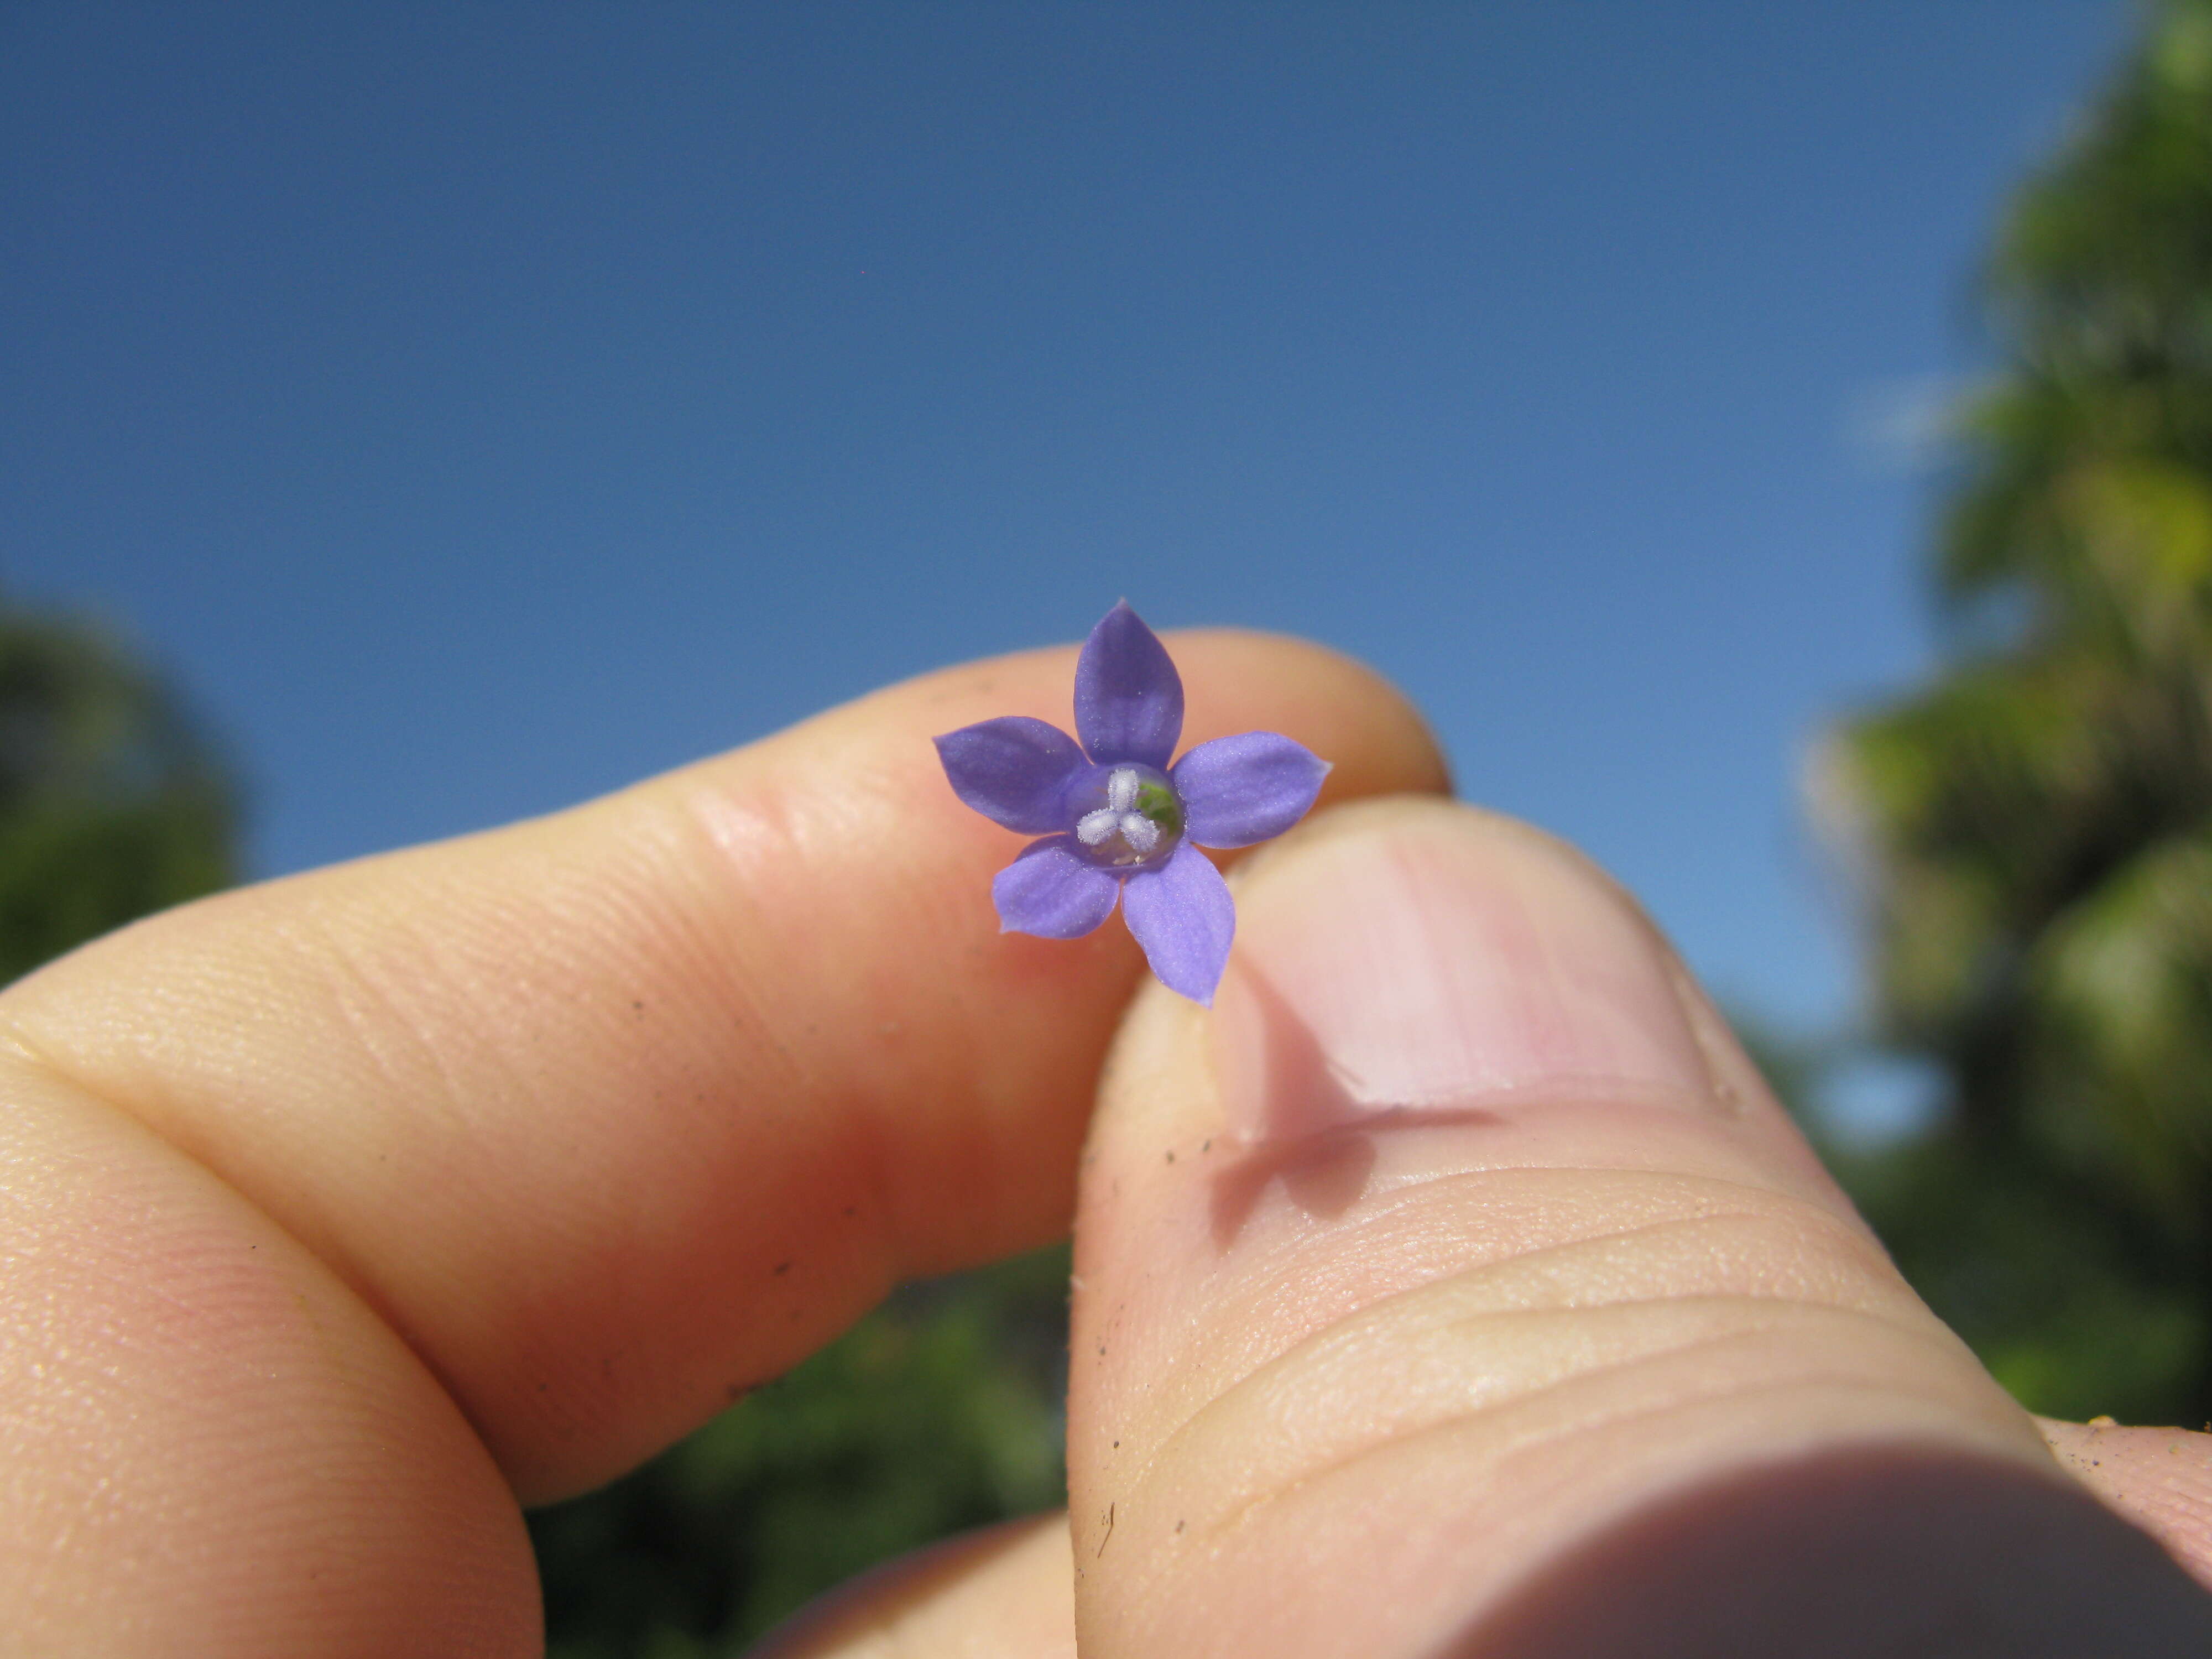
left=993, top=836, right=1123, bottom=938
left=935, top=717, right=1088, bottom=833
left=1073, top=601, right=1183, bottom=769
left=1121, top=842, right=1234, bottom=1005
left=1172, top=732, right=1332, bottom=848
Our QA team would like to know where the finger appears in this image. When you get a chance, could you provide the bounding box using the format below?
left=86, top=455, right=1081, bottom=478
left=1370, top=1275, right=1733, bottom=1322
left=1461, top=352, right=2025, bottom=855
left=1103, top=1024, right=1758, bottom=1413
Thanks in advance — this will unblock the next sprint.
left=1068, top=799, right=2212, bottom=1656
left=0, top=1053, right=540, bottom=1657
left=1, top=632, right=1437, bottom=1652
left=2041, top=1418, right=2212, bottom=1590
left=751, top=1513, right=1075, bottom=1659
left=0, top=627, right=1442, bottom=1511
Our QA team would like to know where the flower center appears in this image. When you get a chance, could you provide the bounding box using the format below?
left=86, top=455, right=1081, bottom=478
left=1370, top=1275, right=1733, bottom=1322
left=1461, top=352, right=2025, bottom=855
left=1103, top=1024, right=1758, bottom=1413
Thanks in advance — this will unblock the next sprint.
left=1068, top=763, right=1183, bottom=868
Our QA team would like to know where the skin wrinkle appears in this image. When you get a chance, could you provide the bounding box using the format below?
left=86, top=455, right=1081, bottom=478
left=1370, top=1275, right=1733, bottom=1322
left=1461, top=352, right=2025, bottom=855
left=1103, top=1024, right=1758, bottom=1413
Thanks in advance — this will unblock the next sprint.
left=1342, top=1163, right=1882, bottom=1270
left=671, top=761, right=927, bottom=1275
left=560, top=810, right=761, bottom=1057
left=1327, top=1123, right=1860, bottom=1207
left=1214, top=1381, right=2059, bottom=1659
left=1141, top=1162, right=1902, bottom=1416
left=1369, top=1210, right=1905, bottom=1316
left=659, top=783, right=827, bottom=1111
left=1092, top=1389, right=2049, bottom=1659
left=517, top=794, right=931, bottom=1431
left=0, top=1031, right=450, bottom=1405
left=1197, top=1368, right=2011, bottom=1565
left=0, top=1059, right=539, bottom=1653
left=1216, top=1404, right=2053, bottom=1659
left=675, top=750, right=1077, bottom=1285
left=493, top=819, right=763, bottom=1095
left=1126, top=1273, right=1990, bottom=1540
left=239, top=904, right=639, bottom=1420
left=59, top=890, right=508, bottom=1301
left=300, top=910, right=488, bottom=1162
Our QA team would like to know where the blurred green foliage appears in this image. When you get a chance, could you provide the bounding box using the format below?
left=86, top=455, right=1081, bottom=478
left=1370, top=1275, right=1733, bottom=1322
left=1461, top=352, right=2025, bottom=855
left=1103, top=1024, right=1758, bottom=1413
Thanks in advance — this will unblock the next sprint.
left=0, top=597, right=237, bottom=984
left=533, top=1243, right=1070, bottom=1657
left=1820, top=0, right=2212, bottom=1426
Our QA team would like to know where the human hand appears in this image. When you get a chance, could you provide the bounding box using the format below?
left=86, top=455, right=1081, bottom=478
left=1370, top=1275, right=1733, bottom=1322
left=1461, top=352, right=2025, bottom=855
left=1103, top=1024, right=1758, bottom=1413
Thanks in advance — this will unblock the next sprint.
left=0, top=628, right=1433, bottom=1654
left=764, top=798, right=2212, bottom=1658
left=3, top=632, right=2208, bottom=1657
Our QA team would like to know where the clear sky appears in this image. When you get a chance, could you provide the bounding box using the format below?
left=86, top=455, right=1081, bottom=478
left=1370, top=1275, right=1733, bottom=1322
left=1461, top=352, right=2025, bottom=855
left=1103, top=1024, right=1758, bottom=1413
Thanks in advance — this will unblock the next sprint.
left=1, top=2, right=2132, bottom=1047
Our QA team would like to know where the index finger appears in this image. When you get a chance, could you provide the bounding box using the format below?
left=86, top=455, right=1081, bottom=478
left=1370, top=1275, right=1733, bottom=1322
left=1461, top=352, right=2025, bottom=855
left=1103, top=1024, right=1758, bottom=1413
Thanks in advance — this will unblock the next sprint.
left=2, top=628, right=1444, bottom=1504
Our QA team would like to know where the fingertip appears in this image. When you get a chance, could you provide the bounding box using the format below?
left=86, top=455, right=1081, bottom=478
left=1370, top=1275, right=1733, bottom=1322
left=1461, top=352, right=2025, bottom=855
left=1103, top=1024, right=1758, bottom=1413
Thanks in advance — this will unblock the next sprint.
left=1065, top=799, right=2104, bottom=1656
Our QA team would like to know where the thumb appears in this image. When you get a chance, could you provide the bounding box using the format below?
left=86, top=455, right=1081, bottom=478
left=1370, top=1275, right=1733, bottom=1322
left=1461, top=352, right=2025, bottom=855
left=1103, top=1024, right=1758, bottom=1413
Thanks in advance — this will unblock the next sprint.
left=1067, top=799, right=2212, bottom=1657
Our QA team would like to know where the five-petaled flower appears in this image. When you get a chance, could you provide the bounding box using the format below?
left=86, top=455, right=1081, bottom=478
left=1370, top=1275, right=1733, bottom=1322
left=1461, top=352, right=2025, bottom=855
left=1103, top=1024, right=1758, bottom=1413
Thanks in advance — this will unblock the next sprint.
left=933, top=602, right=1331, bottom=1005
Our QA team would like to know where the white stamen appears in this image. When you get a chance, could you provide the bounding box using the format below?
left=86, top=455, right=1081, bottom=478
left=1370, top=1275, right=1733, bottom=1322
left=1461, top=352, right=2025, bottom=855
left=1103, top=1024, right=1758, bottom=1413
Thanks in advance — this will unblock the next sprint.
left=1121, top=813, right=1160, bottom=854
left=1107, top=768, right=1139, bottom=812
left=1077, top=808, right=1119, bottom=846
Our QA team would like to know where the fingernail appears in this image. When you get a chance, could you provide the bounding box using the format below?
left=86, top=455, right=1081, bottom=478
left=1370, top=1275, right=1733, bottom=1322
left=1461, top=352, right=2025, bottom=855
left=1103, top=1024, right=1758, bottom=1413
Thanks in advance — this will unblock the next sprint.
left=1213, top=807, right=1715, bottom=1140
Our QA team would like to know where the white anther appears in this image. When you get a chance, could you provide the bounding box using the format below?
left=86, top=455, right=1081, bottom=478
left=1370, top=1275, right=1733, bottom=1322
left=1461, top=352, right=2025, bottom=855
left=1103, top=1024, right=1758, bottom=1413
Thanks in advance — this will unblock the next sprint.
left=1077, top=808, right=1119, bottom=846
left=1107, top=768, right=1139, bottom=812
left=1121, top=813, right=1160, bottom=854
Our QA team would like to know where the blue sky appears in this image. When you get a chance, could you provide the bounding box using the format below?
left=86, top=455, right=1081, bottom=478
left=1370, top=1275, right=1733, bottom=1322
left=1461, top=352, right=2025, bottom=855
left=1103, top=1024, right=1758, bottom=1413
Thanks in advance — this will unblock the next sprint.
left=1, top=2, right=2132, bottom=1052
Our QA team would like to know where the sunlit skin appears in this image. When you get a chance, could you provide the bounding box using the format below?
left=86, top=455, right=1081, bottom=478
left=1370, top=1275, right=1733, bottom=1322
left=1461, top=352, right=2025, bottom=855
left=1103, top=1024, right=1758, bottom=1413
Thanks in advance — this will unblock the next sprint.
left=1, top=630, right=2209, bottom=1657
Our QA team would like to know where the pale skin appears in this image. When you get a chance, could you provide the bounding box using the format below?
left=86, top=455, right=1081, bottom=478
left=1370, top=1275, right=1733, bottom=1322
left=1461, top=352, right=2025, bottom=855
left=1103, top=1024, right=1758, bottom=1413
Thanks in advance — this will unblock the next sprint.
left=2, top=633, right=2210, bottom=1657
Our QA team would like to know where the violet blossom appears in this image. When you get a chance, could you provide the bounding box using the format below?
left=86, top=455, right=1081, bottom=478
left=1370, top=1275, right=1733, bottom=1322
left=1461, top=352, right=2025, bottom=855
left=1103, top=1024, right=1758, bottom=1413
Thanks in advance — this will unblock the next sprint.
left=933, top=603, right=1330, bottom=1005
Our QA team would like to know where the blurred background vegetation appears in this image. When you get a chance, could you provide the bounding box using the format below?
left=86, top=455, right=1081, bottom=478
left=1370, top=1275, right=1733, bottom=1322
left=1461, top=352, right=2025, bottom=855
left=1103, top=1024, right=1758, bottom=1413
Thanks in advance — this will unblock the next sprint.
left=1811, top=0, right=2212, bottom=1430
left=8, top=0, right=2212, bottom=1650
left=0, top=606, right=236, bottom=982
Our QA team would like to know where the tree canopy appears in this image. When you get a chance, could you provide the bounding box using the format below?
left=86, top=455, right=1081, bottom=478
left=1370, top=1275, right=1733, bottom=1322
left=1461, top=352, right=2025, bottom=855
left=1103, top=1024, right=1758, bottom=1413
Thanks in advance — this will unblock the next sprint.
left=1824, top=0, right=2212, bottom=1424
left=0, top=600, right=237, bottom=985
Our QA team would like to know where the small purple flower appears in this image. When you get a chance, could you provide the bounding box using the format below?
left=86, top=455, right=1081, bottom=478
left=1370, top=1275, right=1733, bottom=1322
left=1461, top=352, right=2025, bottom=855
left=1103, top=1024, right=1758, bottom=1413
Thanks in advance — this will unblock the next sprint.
left=934, top=602, right=1331, bottom=1006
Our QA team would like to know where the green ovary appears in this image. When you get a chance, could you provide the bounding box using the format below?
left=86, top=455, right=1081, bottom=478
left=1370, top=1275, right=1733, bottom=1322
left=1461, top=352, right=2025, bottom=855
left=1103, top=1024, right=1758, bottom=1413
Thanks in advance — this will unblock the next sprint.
left=1135, top=781, right=1183, bottom=835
